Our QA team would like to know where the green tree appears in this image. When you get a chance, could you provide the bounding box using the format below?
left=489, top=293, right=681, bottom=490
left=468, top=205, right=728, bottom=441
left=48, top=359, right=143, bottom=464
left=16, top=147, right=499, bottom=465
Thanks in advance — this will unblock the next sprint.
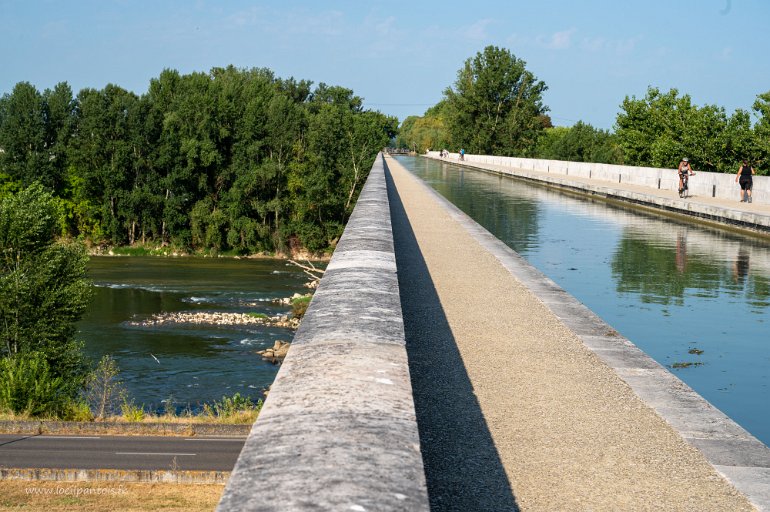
left=0, top=83, right=47, bottom=190
left=535, top=121, right=623, bottom=164
left=68, top=85, right=140, bottom=243
left=444, top=46, right=549, bottom=156
left=343, top=110, right=397, bottom=210
left=0, top=184, right=92, bottom=386
left=0, top=351, right=70, bottom=416
left=395, top=115, right=419, bottom=150
left=753, top=91, right=770, bottom=170
left=0, top=82, right=76, bottom=193
left=42, top=83, right=77, bottom=192
left=2, top=67, right=395, bottom=255
left=615, top=87, right=755, bottom=173
left=396, top=101, right=452, bottom=153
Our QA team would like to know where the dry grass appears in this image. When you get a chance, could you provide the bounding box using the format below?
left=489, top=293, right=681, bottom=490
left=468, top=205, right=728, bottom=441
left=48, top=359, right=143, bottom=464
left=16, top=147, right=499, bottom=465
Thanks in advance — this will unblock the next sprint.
left=0, top=480, right=224, bottom=511
left=0, top=408, right=259, bottom=425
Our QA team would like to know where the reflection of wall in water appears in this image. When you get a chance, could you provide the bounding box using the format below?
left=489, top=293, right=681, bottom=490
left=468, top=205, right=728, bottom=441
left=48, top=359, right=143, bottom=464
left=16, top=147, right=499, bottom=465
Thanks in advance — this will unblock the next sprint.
left=611, top=228, right=769, bottom=306
left=484, top=172, right=770, bottom=304
left=424, top=165, right=543, bottom=255
left=409, top=157, right=770, bottom=306
left=523, top=185, right=770, bottom=278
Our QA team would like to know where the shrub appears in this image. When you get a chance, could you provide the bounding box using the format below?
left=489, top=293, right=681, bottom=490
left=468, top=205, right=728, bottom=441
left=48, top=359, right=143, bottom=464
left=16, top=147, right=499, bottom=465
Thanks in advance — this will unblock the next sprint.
left=64, top=400, right=94, bottom=421
left=0, top=352, right=72, bottom=417
left=83, top=355, right=125, bottom=419
left=120, top=399, right=145, bottom=422
left=203, top=392, right=262, bottom=423
left=291, top=295, right=312, bottom=319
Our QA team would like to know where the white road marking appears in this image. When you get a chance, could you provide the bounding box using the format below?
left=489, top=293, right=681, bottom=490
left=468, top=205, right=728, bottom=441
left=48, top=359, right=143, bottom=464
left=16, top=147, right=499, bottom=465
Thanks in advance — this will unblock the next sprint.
left=184, top=438, right=245, bottom=442
left=115, top=452, right=196, bottom=456
left=36, top=436, right=102, bottom=440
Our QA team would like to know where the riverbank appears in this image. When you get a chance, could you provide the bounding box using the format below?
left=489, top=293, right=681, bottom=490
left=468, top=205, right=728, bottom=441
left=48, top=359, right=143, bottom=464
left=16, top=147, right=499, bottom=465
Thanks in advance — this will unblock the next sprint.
left=87, top=244, right=333, bottom=262
left=386, top=155, right=760, bottom=510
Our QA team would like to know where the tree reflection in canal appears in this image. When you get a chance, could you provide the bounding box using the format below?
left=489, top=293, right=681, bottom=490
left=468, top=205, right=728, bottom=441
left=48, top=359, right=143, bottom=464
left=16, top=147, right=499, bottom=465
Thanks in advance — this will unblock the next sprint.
left=611, top=228, right=770, bottom=311
left=409, top=158, right=542, bottom=254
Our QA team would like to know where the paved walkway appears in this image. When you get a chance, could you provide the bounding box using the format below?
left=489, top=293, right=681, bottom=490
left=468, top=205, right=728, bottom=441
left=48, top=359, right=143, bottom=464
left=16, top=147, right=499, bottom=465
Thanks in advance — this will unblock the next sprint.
left=385, top=155, right=755, bottom=511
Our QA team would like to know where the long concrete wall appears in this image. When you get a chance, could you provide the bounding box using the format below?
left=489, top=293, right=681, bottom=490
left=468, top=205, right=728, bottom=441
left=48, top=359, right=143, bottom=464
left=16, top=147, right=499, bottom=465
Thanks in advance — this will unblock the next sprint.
left=217, top=154, right=429, bottom=511
left=428, top=151, right=769, bottom=204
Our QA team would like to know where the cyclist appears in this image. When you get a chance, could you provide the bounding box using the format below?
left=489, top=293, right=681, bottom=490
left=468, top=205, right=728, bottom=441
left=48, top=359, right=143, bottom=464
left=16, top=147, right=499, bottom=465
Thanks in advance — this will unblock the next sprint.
left=678, top=157, right=695, bottom=195
left=735, top=160, right=755, bottom=203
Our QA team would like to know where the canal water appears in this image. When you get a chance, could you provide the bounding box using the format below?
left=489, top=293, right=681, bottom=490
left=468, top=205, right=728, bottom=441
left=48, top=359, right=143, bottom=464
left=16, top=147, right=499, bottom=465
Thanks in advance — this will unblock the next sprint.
left=79, top=256, right=309, bottom=412
left=395, top=156, right=770, bottom=446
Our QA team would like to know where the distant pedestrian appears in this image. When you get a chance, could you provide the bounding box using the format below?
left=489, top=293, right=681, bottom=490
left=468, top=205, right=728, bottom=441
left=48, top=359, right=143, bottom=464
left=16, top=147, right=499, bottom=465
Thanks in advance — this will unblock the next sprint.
left=735, top=160, right=755, bottom=203
left=677, top=157, right=694, bottom=194
left=460, top=148, right=465, bottom=161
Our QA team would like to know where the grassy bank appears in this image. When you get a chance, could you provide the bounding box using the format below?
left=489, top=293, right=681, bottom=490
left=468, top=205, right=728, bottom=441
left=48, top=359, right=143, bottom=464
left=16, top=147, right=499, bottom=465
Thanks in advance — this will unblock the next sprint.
left=0, top=392, right=262, bottom=428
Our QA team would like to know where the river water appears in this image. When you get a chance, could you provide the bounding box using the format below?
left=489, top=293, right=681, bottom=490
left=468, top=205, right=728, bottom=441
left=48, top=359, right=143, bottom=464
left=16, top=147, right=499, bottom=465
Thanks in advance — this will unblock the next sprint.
left=79, top=256, right=309, bottom=412
left=395, top=155, right=770, bottom=446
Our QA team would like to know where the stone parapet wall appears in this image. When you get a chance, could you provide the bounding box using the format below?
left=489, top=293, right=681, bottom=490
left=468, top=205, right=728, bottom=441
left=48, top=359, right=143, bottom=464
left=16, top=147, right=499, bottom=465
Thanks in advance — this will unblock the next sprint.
left=428, top=151, right=769, bottom=204
left=217, top=154, right=429, bottom=511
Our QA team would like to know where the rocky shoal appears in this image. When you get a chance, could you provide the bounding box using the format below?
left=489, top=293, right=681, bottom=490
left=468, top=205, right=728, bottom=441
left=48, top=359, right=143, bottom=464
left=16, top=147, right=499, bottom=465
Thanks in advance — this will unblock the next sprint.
left=127, top=311, right=300, bottom=329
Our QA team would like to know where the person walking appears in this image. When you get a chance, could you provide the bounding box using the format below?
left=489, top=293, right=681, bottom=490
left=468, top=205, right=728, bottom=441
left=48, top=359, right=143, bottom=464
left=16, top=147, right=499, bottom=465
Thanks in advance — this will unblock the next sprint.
left=735, top=160, right=755, bottom=203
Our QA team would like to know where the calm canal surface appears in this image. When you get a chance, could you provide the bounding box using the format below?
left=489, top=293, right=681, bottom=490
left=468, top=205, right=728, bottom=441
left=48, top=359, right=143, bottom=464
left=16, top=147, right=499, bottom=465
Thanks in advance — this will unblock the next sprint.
left=395, top=155, right=770, bottom=446
left=79, top=257, right=308, bottom=411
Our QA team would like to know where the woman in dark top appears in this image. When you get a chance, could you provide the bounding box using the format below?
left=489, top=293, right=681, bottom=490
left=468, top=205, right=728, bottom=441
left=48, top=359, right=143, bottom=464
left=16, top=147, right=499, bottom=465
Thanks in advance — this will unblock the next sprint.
left=735, top=160, right=755, bottom=203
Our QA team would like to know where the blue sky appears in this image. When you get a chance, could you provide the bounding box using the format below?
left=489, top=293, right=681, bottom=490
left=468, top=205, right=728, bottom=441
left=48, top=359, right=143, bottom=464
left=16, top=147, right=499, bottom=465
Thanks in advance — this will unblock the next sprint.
left=1, top=0, right=768, bottom=129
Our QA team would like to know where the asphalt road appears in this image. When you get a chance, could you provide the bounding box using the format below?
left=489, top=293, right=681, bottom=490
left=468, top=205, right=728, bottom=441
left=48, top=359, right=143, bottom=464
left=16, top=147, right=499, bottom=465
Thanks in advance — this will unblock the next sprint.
left=0, top=434, right=246, bottom=471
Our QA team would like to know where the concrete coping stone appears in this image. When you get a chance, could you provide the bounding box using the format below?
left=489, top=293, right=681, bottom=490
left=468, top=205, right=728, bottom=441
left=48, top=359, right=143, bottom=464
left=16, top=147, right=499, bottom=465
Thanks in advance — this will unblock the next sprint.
left=217, top=154, right=429, bottom=511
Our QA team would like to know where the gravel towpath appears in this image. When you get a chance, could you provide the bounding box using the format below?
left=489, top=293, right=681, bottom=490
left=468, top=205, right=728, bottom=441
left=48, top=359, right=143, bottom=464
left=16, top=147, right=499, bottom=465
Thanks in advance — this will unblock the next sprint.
left=385, top=155, right=754, bottom=512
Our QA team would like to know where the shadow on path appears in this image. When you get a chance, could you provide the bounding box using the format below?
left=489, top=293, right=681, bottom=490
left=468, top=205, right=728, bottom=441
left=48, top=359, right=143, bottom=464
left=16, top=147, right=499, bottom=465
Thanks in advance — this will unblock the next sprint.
left=385, top=162, right=519, bottom=512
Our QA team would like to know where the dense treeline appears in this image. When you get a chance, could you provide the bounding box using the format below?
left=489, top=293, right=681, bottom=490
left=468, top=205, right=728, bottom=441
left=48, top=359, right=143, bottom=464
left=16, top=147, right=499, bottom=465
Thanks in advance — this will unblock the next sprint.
left=0, top=66, right=397, bottom=253
left=615, top=87, right=770, bottom=173
left=397, top=45, right=770, bottom=173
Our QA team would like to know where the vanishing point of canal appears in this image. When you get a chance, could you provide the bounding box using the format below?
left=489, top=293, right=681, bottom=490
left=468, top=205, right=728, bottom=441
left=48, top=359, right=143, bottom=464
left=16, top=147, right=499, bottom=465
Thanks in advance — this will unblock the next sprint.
left=396, top=155, right=770, bottom=447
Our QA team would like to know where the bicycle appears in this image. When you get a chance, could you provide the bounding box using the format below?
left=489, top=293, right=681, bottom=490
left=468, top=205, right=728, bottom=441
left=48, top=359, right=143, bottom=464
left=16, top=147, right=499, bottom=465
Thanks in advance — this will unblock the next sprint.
left=679, top=172, right=694, bottom=198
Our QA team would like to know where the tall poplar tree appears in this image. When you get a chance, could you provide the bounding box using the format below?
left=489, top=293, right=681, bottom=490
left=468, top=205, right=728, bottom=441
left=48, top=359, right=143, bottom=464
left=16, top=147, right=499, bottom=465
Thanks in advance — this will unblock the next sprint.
left=444, top=45, right=550, bottom=156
